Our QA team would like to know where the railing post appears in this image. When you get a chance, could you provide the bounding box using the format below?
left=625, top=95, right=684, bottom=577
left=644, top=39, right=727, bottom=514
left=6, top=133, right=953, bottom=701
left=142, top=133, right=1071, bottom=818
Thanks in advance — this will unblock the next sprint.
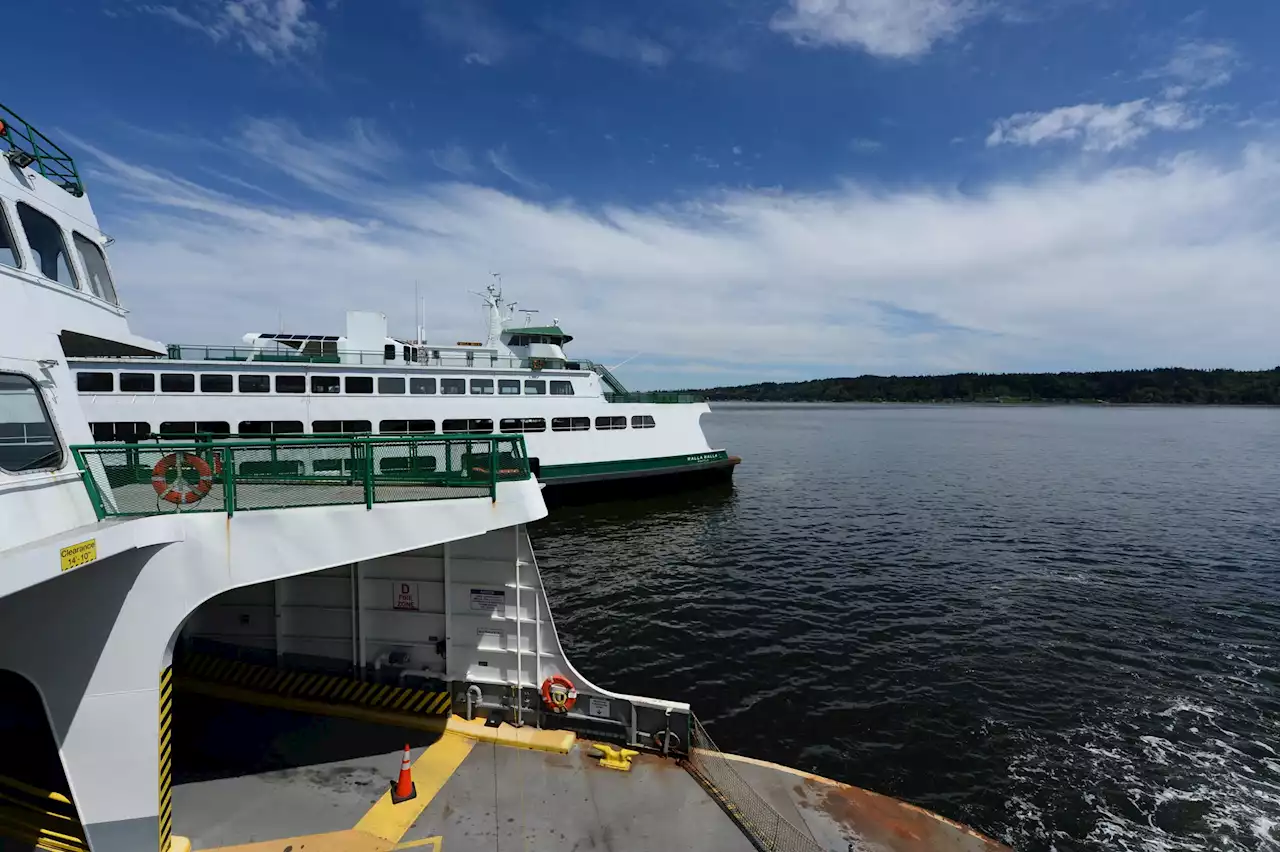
left=362, top=438, right=374, bottom=509
left=72, top=449, right=107, bottom=522
left=224, top=447, right=236, bottom=516
left=489, top=439, right=498, bottom=502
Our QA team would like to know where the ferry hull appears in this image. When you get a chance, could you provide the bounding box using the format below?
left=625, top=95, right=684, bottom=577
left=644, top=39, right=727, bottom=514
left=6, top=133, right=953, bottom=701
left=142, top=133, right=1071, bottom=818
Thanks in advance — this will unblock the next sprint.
left=538, top=451, right=740, bottom=502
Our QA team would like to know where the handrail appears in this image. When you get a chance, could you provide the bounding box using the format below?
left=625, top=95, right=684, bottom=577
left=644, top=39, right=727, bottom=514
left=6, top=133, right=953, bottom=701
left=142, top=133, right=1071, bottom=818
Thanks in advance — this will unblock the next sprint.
left=70, top=434, right=530, bottom=519
left=0, top=102, right=83, bottom=196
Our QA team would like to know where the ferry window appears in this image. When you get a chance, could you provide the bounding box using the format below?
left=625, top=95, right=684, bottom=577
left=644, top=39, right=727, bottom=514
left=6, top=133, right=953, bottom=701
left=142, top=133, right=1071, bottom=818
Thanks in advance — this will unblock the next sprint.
left=410, top=378, right=436, bottom=395
left=88, top=421, right=150, bottom=443
left=551, top=417, right=590, bottom=432
left=313, top=420, right=371, bottom=434
left=345, top=376, right=374, bottom=394
left=311, top=376, right=340, bottom=394
left=631, top=415, right=656, bottom=429
left=441, top=379, right=465, bottom=395
left=0, top=373, right=62, bottom=472
left=16, top=203, right=77, bottom=289
left=524, top=380, right=546, bottom=395
left=239, top=375, right=270, bottom=394
left=379, top=377, right=405, bottom=394
left=380, top=419, right=435, bottom=434
left=550, top=381, right=574, bottom=396
left=119, top=373, right=155, bottom=393
left=499, top=380, right=521, bottom=395
left=595, top=416, right=627, bottom=430
left=276, top=375, right=305, bottom=393
left=500, top=418, right=546, bottom=433
left=199, top=421, right=231, bottom=437
left=470, top=379, right=495, bottom=395
left=442, top=418, right=493, bottom=434
left=76, top=372, right=113, bottom=392
left=201, top=374, right=233, bottom=393
left=72, top=233, right=119, bottom=305
left=0, top=204, right=20, bottom=269
left=158, top=422, right=195, bottom=437
left=384, top=345, right=396, bottom=361
left=160, top=374, right=195, bottom=393
left=239, top=421, right=303, bottom=435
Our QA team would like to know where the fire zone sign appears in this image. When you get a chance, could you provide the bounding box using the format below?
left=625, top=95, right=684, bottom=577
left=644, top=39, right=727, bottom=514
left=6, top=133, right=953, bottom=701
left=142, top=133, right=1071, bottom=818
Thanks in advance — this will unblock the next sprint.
left=393, top=582, right=419, bottom=611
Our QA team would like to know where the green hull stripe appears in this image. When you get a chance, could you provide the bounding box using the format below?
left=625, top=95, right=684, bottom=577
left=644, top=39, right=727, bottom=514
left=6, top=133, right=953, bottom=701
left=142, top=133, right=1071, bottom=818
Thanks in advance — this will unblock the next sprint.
left=539, top=450, right=730, bottom=480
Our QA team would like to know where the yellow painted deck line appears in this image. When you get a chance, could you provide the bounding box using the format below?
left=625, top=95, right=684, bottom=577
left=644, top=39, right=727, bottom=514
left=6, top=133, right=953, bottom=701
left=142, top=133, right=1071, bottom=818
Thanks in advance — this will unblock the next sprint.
left=200, top=828, right=392, bottom=852
left=392, top=837, right=443, bottom=850
left=444, top=715, right=576, bottom=753
left=354, top=735, right=474, bottom=844
left=179, top=677, right=575, bottom=753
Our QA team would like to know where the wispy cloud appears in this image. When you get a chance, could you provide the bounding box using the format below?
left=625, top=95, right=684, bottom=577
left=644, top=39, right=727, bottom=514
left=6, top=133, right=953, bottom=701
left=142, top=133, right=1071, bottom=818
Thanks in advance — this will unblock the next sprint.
left=987, top=99, right=1201, bottom=153
left=567, top=23, right=672, bottom=68
left=141, top=0, right=321, bottom=63
left=1152, top=38, right=1240, bottom=96
left=79, top=119, right=1280, bottom=385
left=850, top=137, right=884, bottom=153
left=421, top=0, right=518, bottom=65
left=235, top=117, right=399, bottom=191
left=771, top=0, right=980, bottom=59
left=429, top=144, right=476, bottom=178
left=485, top=146, right=543, bottom=190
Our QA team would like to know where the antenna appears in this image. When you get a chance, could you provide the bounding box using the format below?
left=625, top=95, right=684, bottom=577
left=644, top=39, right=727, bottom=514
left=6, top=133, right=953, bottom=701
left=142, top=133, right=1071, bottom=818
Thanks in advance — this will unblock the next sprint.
left=609, top=351, right=644, bottom=371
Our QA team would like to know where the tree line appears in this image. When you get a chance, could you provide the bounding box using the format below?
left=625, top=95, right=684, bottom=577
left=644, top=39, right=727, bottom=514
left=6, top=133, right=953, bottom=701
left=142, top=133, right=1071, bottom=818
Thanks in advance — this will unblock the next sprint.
left=683, top=368, right=1280, bottom=405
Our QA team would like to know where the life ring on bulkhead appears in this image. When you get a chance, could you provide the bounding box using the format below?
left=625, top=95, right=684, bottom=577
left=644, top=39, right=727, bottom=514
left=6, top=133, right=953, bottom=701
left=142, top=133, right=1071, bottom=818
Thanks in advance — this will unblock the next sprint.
left=151, top=453, right=214, bottom=505
left=540, top=675, right=577, bottom=713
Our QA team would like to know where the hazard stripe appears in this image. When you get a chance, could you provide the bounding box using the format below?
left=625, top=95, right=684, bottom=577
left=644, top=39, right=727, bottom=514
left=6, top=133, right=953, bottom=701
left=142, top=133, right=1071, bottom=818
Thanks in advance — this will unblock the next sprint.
left=411, top=692, right=434, bottom=713
left=158, top=665, right=173, bottom=852
left=426, top=693, right=448, bottom=715
left=391, top=689, right=415, bottom=710
left=339, top=680, right=361, bottom=701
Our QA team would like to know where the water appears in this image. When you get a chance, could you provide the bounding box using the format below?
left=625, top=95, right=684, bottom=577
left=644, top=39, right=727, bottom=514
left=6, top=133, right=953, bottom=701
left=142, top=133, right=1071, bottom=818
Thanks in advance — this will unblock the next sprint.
left=529, top=404, right=1280, bottom=852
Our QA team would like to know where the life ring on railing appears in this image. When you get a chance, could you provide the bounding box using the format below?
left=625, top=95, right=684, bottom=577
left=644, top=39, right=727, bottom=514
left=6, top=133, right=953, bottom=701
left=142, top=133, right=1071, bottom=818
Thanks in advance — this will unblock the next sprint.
left=530, top=358, right=545, bottom=370
left=471, top=467, right=523, bottom=477
left=540, top=675, right=577, bottom=713
left=151, top=453, right=214, bottom=505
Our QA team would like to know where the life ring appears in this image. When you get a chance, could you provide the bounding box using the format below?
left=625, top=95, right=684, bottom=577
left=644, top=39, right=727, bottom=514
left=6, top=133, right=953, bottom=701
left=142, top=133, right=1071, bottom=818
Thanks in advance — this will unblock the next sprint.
left=530, top=358, right=545, bottom=370
left=540, top=675, right=577, bottom=713
left=151, top=453, right=214, bottom=505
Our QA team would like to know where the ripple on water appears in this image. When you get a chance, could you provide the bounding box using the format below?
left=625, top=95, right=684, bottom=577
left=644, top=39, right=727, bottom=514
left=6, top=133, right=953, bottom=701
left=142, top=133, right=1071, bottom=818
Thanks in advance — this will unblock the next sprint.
left=531, top=404, right=1280, bottom=851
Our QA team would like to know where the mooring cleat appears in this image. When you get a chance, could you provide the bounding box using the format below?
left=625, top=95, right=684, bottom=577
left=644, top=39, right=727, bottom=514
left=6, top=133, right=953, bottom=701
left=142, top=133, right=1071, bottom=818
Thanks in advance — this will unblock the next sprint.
left=590, top=743, right=639, bottom=771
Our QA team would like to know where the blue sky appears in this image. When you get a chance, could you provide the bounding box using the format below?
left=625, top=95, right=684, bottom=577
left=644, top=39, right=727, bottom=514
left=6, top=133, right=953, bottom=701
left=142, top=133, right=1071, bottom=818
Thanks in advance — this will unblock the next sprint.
left=12, top=0, right=1280, bottom=388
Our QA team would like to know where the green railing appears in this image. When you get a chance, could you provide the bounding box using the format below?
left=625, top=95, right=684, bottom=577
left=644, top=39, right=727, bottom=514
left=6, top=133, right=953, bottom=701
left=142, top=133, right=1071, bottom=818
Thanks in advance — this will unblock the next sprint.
left=0, top=102, right=83, bottom=196
left=603, top=392, right=702, bottom=403
left=70, top=435, right=530, bottom=519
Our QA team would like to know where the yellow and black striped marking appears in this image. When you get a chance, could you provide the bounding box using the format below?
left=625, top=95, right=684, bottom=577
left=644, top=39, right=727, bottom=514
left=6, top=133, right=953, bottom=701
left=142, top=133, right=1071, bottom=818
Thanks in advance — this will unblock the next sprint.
left=179, top=654, right=452, bottom=718
left=159, top=665, right=173, bottom=852
left=0, top=772, right=88, bottom=852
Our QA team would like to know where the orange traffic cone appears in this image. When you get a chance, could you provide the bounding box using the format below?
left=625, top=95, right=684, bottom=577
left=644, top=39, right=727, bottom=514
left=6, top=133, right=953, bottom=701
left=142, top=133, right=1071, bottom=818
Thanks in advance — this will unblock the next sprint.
left=391, top=744, right=417, bottom=803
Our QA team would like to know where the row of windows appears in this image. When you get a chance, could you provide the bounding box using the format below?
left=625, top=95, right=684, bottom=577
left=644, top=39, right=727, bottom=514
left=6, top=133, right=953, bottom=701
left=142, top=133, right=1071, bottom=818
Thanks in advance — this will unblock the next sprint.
left=0, top=200, right=119, bottom=304
left=90, top=414, right=659, bottom=442
left=77, top=372, right=576, bottom=397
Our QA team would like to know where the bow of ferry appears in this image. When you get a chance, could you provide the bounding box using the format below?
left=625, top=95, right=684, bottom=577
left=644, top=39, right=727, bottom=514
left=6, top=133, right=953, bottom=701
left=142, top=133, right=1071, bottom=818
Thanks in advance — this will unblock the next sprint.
left=0, top=101, right=1008, bottom=852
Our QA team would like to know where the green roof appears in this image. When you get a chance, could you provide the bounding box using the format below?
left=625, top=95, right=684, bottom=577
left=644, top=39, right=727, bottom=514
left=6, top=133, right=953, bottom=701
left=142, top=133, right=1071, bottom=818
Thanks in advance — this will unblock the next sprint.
left=506, top=326, right=572, bottom=342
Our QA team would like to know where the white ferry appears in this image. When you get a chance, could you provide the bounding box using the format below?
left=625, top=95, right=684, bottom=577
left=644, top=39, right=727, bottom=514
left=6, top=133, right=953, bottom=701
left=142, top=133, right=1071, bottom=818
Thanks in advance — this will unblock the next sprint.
left=69, top=284, right=739, bottom=501
left=0, top=100, right=1005, bottom=852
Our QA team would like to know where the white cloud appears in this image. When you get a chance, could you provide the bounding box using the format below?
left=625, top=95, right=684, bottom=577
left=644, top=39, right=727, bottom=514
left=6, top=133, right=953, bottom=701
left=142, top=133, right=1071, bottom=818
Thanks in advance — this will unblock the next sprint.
left=422, top=1, right=516, bottom=65
left=235, top=117, right=399, bottom=192
left=142, top=0, right=320, bottom=62
left=82, top=124, right=1280, bottom=388
left=569, top=24, right=672, bottom=67
left=987, top=99, right=1201, bottom=153
left=485, top=146, right=542, bottom=190
left=1155, top=39, right=1239, bottom=91
left=429, top=144, right=476, bottom=178
left=771, top=0, right=978, bottom=59
left=850, top=137, right=884, bottom=153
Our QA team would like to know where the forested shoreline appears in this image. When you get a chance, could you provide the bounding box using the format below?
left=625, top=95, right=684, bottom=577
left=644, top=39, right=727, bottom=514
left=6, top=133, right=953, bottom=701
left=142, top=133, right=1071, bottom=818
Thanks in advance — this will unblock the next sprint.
left=683, top=368, right=1280, bottom=404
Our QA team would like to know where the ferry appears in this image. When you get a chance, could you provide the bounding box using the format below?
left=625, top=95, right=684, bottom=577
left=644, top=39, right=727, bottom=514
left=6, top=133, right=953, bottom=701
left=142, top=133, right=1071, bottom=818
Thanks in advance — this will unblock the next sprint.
left=0, top=101, right=1007, bottom=852
left=69, top=282, right=739, bottom=502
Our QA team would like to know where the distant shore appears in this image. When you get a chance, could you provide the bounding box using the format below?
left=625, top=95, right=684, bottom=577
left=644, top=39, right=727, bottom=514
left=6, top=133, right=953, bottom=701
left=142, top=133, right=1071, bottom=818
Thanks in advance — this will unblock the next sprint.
left=673, top=367, right=1280, bottom=405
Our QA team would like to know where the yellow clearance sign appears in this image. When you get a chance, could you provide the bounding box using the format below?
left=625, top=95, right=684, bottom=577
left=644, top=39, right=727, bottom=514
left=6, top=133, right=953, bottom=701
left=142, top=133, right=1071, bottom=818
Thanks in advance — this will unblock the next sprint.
left=60, top=539, right=97, bottom=572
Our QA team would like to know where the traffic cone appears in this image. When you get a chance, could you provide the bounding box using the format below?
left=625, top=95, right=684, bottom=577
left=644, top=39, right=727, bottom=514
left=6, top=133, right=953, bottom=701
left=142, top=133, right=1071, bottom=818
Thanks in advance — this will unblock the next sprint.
left=391, top=744, right=417, bottom=803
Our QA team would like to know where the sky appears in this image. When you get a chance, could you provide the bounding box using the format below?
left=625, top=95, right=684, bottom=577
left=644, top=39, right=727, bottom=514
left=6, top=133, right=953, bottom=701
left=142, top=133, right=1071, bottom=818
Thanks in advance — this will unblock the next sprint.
left=11, top=0, right=1280, bottom=389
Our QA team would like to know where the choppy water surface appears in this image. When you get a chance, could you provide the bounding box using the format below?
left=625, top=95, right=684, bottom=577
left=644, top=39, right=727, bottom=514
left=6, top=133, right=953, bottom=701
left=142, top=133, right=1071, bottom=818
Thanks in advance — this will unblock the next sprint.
left=530, top=404, right=1280, bottom=852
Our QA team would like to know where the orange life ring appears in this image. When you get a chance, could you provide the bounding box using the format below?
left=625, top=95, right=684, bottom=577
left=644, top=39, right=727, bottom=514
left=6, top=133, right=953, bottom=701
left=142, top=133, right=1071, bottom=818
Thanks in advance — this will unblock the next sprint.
left=151, top=453, right=214, bottom=505
left=540, top=675, right=577, bottom=713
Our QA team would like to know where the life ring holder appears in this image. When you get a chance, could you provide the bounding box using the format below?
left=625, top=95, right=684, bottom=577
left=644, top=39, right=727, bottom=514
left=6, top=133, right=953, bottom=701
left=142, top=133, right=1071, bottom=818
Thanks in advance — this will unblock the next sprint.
left=152, top=453, right=214, bottom=505
left=540, top=675, right=577, bottom=714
